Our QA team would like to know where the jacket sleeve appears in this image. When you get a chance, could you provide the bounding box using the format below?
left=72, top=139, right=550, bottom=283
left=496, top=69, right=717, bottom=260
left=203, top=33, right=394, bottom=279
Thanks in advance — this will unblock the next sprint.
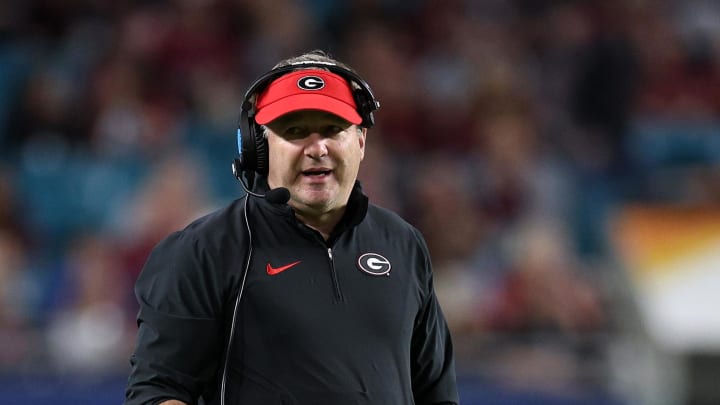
left=410, top=229, right=460, bottom=405
left=124, top=230, right=229, bottom=405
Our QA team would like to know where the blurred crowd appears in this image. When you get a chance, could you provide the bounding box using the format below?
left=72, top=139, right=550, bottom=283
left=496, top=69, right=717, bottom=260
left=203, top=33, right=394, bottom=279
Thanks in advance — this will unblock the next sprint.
left=1, top=0, right=720, bottom=403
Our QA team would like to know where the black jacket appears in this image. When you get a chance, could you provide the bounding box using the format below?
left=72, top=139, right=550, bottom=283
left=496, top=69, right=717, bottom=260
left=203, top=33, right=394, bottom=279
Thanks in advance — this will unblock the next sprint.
left=125, top=182, right=458, bottom=405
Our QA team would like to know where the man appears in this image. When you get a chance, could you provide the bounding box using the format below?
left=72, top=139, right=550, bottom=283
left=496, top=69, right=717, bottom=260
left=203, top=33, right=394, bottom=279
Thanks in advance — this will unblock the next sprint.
left=124, top=50, right=459, bottom=405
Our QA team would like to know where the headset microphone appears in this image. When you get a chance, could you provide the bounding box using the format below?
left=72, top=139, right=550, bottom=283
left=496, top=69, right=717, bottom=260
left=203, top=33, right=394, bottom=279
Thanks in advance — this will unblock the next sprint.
left=232, top=158, right=290, bottom=204
left=265, top=187, right=291, bottom=204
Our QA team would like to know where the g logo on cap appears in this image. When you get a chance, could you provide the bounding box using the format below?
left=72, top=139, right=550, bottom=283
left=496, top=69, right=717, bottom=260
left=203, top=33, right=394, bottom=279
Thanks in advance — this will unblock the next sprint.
left=297, top=76, right=325, bottom=90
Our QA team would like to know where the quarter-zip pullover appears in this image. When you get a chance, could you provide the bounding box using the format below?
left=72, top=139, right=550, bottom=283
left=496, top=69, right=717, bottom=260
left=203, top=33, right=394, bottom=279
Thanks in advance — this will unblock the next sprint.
left=124, top=182, right=459, bottom=405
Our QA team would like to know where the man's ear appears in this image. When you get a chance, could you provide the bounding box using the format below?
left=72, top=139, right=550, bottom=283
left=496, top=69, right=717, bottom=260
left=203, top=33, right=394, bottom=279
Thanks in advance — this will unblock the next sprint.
left=358, top=127, right=367, bottom=160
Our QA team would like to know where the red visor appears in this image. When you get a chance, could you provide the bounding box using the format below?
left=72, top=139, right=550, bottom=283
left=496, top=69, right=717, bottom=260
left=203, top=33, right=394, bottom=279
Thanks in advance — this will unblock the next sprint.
left=254, top=69, right=362, bottom=125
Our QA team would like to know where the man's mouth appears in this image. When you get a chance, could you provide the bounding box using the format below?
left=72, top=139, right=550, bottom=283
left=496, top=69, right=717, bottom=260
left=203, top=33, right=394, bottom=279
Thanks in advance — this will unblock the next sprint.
left=301, top=168, right=332, bottom=177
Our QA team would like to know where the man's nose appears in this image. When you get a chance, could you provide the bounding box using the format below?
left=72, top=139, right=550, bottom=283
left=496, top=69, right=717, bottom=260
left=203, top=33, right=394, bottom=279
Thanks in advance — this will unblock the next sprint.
left=304, top=132, right=328, bottom=159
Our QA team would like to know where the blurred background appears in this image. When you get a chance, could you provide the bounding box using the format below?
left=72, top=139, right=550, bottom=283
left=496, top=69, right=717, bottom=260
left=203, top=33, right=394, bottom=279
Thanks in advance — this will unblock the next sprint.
left=1, top=0, right=720, bottom=404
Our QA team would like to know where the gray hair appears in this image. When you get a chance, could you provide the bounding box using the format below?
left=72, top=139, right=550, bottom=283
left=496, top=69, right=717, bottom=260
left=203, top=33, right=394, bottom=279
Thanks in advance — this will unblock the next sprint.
left=272, top=50, right=355, bottom=72
left=271, top=50, right=363, bottom=92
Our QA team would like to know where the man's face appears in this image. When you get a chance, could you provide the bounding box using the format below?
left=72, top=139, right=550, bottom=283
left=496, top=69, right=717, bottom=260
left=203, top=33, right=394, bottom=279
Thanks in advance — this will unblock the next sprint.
left=265, top=110, right=366, bottom=216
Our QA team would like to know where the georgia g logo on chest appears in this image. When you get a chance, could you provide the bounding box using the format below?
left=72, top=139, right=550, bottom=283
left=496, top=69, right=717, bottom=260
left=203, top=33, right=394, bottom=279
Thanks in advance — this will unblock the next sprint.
left=357, top=253, right=391, bottom=276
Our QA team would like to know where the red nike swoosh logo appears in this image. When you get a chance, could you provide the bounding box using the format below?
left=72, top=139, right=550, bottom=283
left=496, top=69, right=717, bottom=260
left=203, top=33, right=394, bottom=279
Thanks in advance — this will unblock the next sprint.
left=266, top=260, right=301, bottom=276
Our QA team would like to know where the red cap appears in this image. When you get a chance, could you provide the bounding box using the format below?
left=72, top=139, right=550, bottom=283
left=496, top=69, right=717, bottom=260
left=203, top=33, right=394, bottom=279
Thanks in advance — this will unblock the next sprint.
left=254, top=69, right=362, bottom=125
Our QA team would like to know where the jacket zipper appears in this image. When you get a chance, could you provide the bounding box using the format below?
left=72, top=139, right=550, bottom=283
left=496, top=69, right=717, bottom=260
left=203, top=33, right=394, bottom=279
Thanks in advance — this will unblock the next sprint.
left=327, top=248, right=343, bottom=301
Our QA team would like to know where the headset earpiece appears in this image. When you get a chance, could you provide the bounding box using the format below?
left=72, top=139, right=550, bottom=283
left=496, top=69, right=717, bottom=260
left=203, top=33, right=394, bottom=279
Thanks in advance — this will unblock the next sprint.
left=353, top=88, right=376, bottom=128
left=236, top=99, right=269, bottom=178
left=253, top=125, right=268, bottom=175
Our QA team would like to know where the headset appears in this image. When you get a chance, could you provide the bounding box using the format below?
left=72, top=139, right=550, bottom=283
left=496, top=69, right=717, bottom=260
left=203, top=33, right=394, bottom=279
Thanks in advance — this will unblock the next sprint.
left=231, top=60, right=381, bottom=194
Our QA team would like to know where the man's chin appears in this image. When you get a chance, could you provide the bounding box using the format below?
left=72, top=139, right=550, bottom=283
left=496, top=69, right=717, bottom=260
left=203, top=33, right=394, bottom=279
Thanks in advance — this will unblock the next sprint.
left=293, top=198, right=330, bottom=210
left=289, top=193, right=335, bottom=212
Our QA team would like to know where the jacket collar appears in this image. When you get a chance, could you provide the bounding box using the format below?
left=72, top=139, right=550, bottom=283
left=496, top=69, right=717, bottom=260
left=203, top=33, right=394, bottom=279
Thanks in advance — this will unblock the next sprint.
left=335, top=180, right=369, bottom=232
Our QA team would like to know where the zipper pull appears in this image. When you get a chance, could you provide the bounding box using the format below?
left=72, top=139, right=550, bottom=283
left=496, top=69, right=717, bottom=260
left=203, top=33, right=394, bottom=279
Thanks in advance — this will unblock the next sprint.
left=327, top=248, right=333, bottom=260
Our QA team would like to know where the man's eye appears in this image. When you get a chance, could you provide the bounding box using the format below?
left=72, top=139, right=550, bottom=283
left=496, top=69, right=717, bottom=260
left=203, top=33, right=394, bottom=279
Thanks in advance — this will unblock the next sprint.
left=286, top=127, right=306, bottom=137
left=324, top=126, right=343, bottom=135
